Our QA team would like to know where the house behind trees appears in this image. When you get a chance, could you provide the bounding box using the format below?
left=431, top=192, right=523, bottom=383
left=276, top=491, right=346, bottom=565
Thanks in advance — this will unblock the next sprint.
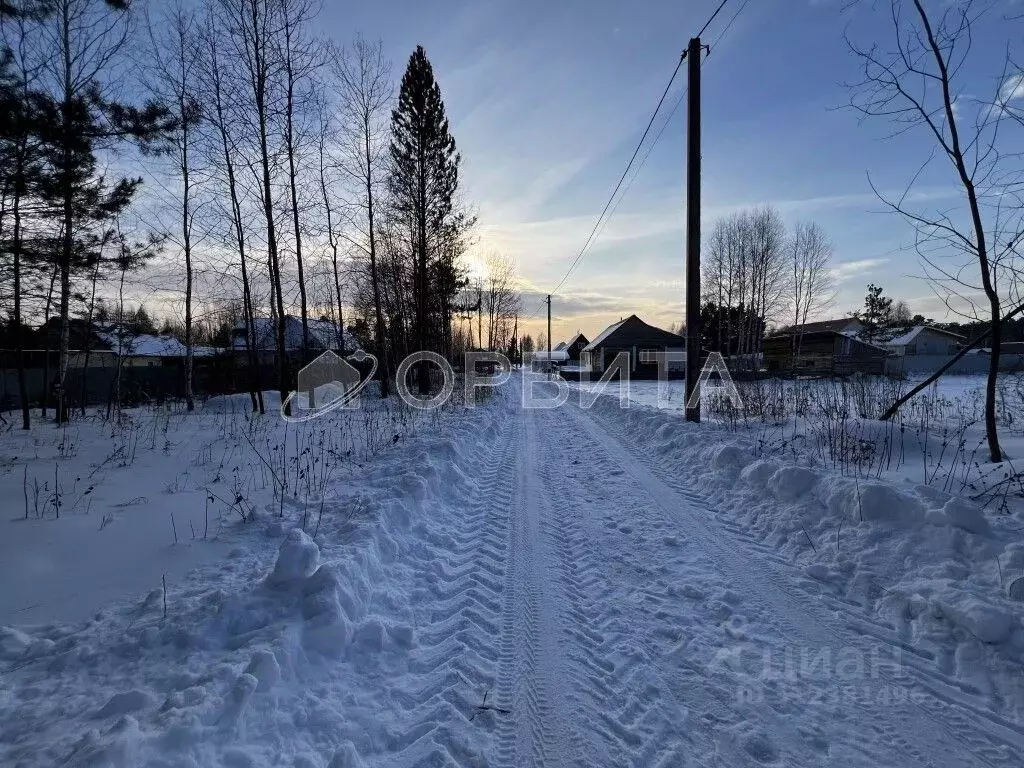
left=763, top=329, right=887, bottom=375
left=784, top=317, right=864, bottom=337
left=231, top=316, right=358, bottom=365
left=882, top=325, right=964, bottom=357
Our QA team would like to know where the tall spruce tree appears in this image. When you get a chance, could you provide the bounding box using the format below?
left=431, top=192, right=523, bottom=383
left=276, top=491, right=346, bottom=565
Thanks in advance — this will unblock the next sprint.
left=388, top=45, right=463, bottom=395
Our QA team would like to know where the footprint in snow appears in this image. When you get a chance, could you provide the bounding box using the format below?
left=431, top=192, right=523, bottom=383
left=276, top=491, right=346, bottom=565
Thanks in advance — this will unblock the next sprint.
left=742, top=730, right=780, bottom=764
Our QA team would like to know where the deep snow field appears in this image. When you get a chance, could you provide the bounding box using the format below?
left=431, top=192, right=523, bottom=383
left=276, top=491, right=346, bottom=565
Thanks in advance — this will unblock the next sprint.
left=571, top=374, right=1024, bottom=715
left=574, top=373, right=1024, bottom=509
left=0, top=372, right=1022, bottom=766
left=0, top=387, right=483, bottom=766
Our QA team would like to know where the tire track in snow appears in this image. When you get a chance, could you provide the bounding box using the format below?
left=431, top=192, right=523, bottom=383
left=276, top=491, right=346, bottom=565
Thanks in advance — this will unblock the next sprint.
left=532, top=411, right=682, bottom=768
left=709, top=494, right=1024, bottom=756
left=572, top=401, right=1023, bottom=768
left=388, top=412, right=518, bottom=766
left=618, top=421, right=1024, bottom=765
left=530, top=400, right=838, bottom=767
left=493, top=408, right=574, bottom=768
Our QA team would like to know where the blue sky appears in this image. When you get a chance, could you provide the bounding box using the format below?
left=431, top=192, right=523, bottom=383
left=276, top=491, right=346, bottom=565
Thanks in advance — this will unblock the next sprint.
left=324, top=0, right=1022, bottom=343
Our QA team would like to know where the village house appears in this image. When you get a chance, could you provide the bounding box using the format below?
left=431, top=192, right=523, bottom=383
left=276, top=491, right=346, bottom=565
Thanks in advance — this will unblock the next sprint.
left=530, top=349, right=570, bottom=372
left=39, top=319, right=219, bottom=368
left=785, top=317, right=864, bottom=336
left=763, top=329, right=888, bottom=375
left=882, top=325, right=964, bottom=357
left=580, top=315, right=685, bottom=378
left=95, top=335, right=218, bottom=368
left=560, top=332, right=590, bottom=362
left=231, top=316, right=358, bottom=364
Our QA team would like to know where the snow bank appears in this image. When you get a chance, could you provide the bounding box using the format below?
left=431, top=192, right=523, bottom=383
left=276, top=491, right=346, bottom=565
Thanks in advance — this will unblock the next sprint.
left=0, top=387, right=513, bottom=767
left=203, top=390, right=283, bottom=414
left=581, top=388, right=1024, bottom=717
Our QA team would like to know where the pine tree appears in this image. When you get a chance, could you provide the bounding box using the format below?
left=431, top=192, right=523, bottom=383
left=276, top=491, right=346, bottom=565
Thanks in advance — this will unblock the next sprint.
left=132, top=305, right=156, bottom=335
left=388, top=45, right=466, bottom=394
left=857, top=283, right=893, bottom=342
left=36, top=0, right=175, bottom=422
left=1, top=2, right=55, bottom=429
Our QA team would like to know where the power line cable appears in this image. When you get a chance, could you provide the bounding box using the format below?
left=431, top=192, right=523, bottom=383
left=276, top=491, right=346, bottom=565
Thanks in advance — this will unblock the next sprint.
left=528, top=0, right=743, bottom=321
left=589, top=0, right=749, bottom=241
left=553, top=61, right=684, bottom=294
left=697, top=0, right=732, bottom=38
left=524, top=58, right=684, bottom=319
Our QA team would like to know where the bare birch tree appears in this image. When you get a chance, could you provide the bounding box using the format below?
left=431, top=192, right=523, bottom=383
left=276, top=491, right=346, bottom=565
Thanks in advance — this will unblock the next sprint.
left=201, top=8, right=263, bottom=412
left=788, top=221, right=834, bottom=366
left=144, top=0, right=203, bottom=410
left=483, top=252, right=520, bottom=351
left=217, top=0, right=289, bottom=405
left=846, top=0, right=1024, bottom=461
left=276, top=0, right=323, bottom=360
left=335, top=35, right=392, bottom=394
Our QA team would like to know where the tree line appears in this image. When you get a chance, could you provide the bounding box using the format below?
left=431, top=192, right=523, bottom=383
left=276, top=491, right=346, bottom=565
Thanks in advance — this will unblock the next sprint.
left=695, top=205, right=834, bottom=362
left=0, top=0, right=521, bottom=428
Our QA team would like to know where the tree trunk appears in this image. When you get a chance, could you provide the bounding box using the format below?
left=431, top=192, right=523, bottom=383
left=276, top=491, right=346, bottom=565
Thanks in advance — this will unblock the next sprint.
left=182, top=112, right=195, bottom=412
left=249, top=0, right=288, bottom=408
left=11, top=165, right=29, bottom=430
left=284, top=65, right=309, bottom=361
left=41, top=264, right=57, bottom=420
left=367, top=131, right=388, bottom=397
left=80, top=259, right=101, bottom=415
left=56, top=0, right=75, bottom=426
left=208, top=25, right=262, bottom=413
left=984, top=299, right=1002, bottom=461
left=416, top=159, right=429, bottom=395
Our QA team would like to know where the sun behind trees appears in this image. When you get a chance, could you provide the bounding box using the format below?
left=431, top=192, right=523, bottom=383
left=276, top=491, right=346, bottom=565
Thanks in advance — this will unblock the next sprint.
left=0, top=0, right=501, bottom=420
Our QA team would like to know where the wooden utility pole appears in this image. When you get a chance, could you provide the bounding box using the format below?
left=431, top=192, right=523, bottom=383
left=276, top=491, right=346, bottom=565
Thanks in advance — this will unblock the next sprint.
left=684, top=37, right=702, bottom=423
left=546, top=294, right=552, bottom=372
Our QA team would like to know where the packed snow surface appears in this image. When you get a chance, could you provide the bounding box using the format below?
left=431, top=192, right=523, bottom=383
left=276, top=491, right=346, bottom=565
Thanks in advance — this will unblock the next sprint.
left=1, top=374, right=1023, bottom=766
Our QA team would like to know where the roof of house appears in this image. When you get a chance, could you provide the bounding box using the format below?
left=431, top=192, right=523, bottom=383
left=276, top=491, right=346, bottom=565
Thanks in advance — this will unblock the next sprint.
left=765, top=329, right=891, bottom=354
left=233, top=316, right=358, bottom=352
left=95, top=328, right=217, bottom=357
left=554, top=341, right=568, bottom=351
left=884, top=325, right=966, bottom=346
left=565, top=332, right=589, bottom=348
left=532, top=350, right=570, bottom=362
left=584, top=319, right=628, bottom=351
left=582, top=315, right=683, bottom=353
left=788, top=317, right=862, bottom=334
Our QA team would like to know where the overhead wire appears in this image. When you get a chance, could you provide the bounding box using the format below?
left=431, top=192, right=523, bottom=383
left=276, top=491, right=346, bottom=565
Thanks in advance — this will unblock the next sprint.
left=589, top=0, right=753, bottom=246
left=524, top=56, right=686, bottom=320
left=527, top=0, right=751, bottom=321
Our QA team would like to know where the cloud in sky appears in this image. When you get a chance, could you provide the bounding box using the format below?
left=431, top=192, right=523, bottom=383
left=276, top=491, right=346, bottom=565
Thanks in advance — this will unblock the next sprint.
left=1000, top=73, right=1024, bottom=103
left=316, top=0, right=1016, bottom=343
left=831, top=257, right=889, bottom=283
left=493, top=184, right=965, bottom=340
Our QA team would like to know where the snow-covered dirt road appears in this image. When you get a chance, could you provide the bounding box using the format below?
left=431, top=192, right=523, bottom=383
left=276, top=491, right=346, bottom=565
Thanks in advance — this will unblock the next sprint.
left=2, top=378, right=1023, bottom=767
left=475, top=381, right=1024, bottom=767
